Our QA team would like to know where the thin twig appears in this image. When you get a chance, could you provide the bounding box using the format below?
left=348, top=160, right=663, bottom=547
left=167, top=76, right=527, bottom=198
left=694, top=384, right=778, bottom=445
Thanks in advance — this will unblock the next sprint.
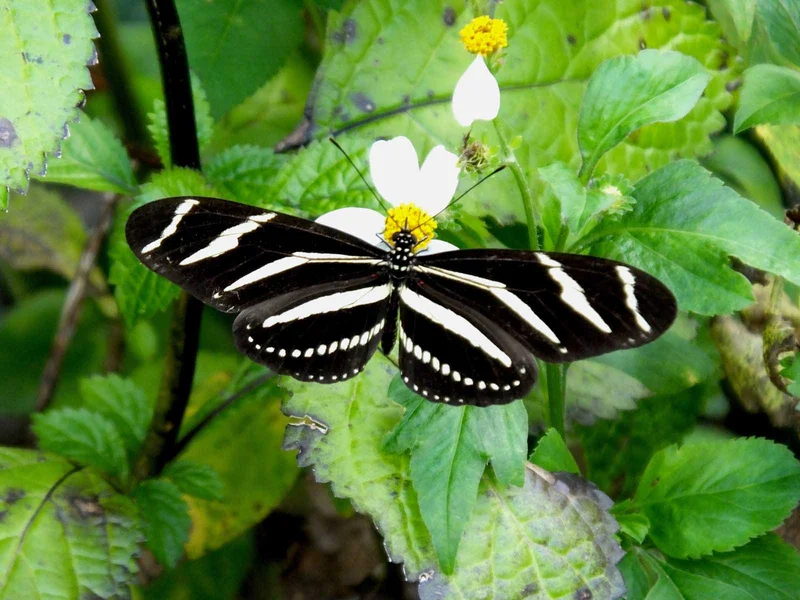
left=36, top=194, right=118, bottom=411
left=133, top=0, right=204, bottom=479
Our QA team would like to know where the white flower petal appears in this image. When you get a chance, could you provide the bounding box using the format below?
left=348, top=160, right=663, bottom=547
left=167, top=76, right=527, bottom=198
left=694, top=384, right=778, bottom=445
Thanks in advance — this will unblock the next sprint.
left=452, top=56, right=500, bottom=127
left=316, top=207, right=387, bottom=247
left=416, top=145, right=461, bottom=215
left=369, top=136, right=420, bottom=206
left=421, top=239, right=460, bottom=255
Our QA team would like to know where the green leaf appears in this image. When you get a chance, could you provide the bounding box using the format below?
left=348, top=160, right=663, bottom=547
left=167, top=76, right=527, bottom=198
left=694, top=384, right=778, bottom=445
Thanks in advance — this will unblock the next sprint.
left=589, top=160, right=800, bottom=315
left=780, top=354, right=800, bottom=397
left=754, top=124, right=800, bottom=202
left=289, top=0, right=734, bottom=223
left=734, top=64, right=800, bottom=132
left=578, top=384, right=710, bottom=498
left=36, top=112, right=136, bottom=193
left=32, top=408, right=130, bottom=481
left=133, top=479, right=191, bottom=569
left=283, top=355, right=625, bottom=597
left=578, top=50, right=711, bottom=179
left=706, top=0, right=757, bottom=48
left=382, top=376, right=527, bottom=573
left=0, top=0, right=98, bottom=208
left=0, top=448, right=141, bottom=599
left=162, top=461, right=224, bottom=502
left=0, top=185, right=86, bottom=280
left=633, top=438, right=800, bottom=558
left=755, top=0, right=800, bottom=67
left=180, top=363, right=298, bottom=558
left=80, top=374, right=151, bottom=461
left=614, top=511, right=650, bottom=544
left=108, top=169, right=222, bottom=327
left=177, top=0, right=304, bottom=118
left=530, top=428, right=580, bottom=474
left=148, top=74, right=214, bottom=167
left=565, top=359, right=650, bottom=423
left=205, top=145, right=287, bottom=206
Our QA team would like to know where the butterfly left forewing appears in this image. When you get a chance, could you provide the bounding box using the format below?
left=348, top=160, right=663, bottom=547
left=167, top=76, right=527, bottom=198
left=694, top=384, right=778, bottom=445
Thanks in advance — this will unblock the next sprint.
left=125, top=196, right=385, bottom=313
left=414, top=249, right=677, bottom=363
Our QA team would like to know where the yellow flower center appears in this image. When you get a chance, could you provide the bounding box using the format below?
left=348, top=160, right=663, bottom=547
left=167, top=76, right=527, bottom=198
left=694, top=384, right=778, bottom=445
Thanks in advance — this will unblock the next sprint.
left=459, top=16, right=508, bottom=56
left=384, top=203, right=437, bottom=251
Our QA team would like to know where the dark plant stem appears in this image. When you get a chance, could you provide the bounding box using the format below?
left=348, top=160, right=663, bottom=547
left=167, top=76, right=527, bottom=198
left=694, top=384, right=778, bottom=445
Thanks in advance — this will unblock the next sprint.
left=36, top=194, right=118, bottom=411
left=134, top=0, right=204, bottom=479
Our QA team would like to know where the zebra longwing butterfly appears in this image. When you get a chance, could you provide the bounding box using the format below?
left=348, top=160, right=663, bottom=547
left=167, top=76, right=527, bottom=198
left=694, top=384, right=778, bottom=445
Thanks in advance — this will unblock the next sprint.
left=125, top=196, right=677, bottom=407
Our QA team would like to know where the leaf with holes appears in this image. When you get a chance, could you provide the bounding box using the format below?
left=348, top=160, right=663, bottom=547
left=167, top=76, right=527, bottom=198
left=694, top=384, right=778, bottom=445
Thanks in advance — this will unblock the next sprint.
left=282, top=354, right=626, bottom=598
left=279, top=0, right=734, bottom=222
left=0, top=0, right=98, bottom=209
left=0, top=448, right=141, bottom=599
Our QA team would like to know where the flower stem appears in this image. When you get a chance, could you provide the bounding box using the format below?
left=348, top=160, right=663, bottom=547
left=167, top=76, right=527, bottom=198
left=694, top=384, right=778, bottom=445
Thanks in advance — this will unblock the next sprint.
left=546, top=363, right=566, bottom=438
left=492, top=120, right=540, bottom=251
left=134, top=0, right=204, bottom=480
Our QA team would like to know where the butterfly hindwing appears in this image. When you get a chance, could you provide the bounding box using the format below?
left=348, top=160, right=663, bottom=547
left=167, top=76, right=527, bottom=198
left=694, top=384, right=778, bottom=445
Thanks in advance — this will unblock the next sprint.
left=125, top=197, right=384, bottom=313
left=397, top=279, right=537, bottom=406
left=414, top=249, right=677, bottom=364
left=233, top=275, right=392, bottom=383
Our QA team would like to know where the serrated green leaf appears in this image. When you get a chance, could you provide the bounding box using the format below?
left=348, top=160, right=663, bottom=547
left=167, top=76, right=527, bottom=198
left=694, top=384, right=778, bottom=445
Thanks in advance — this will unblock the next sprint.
left=162, top=461, right=224, bottom=502
left=133, top=479, right=191, bottom=569
left=80, top=374, right=151, bottom=461
left=205, top=145, right=287, bottom=205
left=578, top=384, right=709, bottom=498
left=755, top=0, right=800, bottom=67
left=180, top=363, right=298, bottom=558
left=148, top=74, right=214, bottom=167
left=566, top=359, right=650, bottom=423
left=177, top=0, right=304, bottom=118
left=588, top=160, right=800, bottom=315
left=633, top=438, right=800, bottom=558
left=382, top=376, right=527, bottom=573
left=32, top=407, right=130, bottom=481
left=36, top=112, right=136, bottom=193
left=0, top=185, right=86, bottom=279
left=289, top=0, right=733, bottom=222
left=614, top=511, right=650, bottom=544
left=578, top=50, right=711, bottom=179
left=0, top=0, right=98, bottom=208
left=539, top=161, right=586, bottom=239
left=530, top=428, right=580, bottom=474
left=283, top=355, right=625, bottom=597
left=109, top=169, right=222, bottom=326
left=0, top=448, right=141, bottom=599
left=734, top=64, right=800, bottom=132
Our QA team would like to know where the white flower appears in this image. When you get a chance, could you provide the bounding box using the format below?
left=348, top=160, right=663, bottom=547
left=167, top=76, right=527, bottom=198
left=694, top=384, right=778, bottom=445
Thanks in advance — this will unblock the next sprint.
left=452, top=56, right=500, bottom=127
left=316, top=136, right=461, bottom=254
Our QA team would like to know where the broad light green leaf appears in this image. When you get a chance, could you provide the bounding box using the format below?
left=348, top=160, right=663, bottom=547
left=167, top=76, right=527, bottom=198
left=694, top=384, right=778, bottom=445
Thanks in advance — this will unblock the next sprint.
left=0, top=0, right=98, bottom=208
left=109, top=169, right=222, bottom=327
left=0, top=185, right=86, bottom=279
left=633, top=438, right=800, bottom=558
left=133, top=479, right=191, bottom=569
left=80, top=374, right=150, bottom=461
left=565, top=359, right=650, bottom=423
left=162, top=461, right=224, bottom=502
left=578, top=50, right=711, bottom=179
left=588, top=160, right=800, bottom=315
left=530, top=428, right=580, bottom=474
left=148, top=75, right=215, bottom=167
left=0, top=448, right=140, bottom=599
left=282, top=0, right=733, bottom=222
left=283, top=355, right=625, bottom=598
left=706, top=0, right=757, bottom=48
left=32, top=407, right=130, bottom=481
left=37, top=112, right=136, bottom=194
left=205, top=145, right=287, bottom=206
left=382, top=376, right=527, bottom=573
left=177, top=0, right=304, bottom=118
left=181, top=364, right=298, bottom=558
left=734, top=64, right=800, bottom=132
left=755, top=0, right=800, bottom=67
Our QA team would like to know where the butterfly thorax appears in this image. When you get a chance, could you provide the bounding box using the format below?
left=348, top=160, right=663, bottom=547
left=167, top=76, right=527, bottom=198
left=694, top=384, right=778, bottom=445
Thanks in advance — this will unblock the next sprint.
left=388, top=231, right=417, bottom=280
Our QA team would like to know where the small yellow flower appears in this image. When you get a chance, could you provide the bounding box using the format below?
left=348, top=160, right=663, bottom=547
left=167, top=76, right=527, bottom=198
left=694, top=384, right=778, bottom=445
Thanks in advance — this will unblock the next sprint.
left=459, top=16, right=508, bottom=56
left=384, top=203, right=437, bottom=251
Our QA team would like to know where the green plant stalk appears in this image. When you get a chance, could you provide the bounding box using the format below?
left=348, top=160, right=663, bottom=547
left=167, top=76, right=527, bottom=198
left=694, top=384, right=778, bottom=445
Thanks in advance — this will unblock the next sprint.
left=493, top=120, right=540, bottom=251
left=134, top=0, right=204, bottom=480
left=545, top=363, right=566, bottom=438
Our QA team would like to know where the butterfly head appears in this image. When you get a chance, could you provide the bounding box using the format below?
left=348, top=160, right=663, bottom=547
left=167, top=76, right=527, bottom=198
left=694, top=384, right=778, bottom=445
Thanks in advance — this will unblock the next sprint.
left=384, top=202, right=436, bottom=252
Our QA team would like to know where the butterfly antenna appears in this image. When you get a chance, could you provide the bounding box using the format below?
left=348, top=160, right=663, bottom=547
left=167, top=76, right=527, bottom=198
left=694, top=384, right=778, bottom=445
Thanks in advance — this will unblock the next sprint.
left=409, top=165, right=506, bottom=237
left=328, top=138, right=392, bottom=214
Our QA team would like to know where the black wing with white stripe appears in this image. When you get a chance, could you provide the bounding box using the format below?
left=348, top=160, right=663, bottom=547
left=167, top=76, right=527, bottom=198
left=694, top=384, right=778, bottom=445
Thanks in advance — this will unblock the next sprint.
left=413, top=250, right=677, bottom=364
left=125, top=197, right=384, bottom=313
